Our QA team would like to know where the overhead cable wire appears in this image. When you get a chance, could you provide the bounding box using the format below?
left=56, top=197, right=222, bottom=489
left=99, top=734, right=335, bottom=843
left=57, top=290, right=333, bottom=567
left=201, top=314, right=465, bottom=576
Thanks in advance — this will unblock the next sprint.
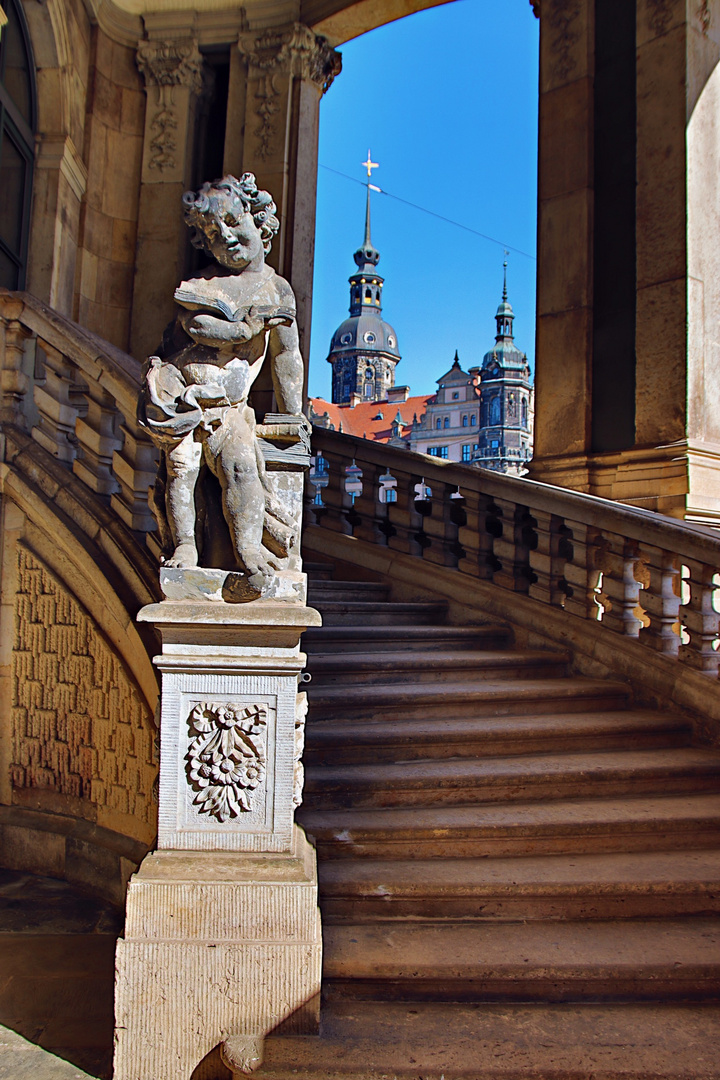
left=319, top=164, right=537, bottom=262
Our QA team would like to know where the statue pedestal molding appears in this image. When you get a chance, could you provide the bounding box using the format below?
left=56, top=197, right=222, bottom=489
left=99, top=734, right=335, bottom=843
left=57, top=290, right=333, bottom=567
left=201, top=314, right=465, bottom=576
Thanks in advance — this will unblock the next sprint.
left=114, top=599, right=322, bottom=1080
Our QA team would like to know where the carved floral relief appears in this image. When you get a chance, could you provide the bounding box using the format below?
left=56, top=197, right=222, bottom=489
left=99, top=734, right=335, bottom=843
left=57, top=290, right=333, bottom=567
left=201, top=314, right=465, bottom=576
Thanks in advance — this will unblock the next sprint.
left=186, top=701, right=267, bottom=821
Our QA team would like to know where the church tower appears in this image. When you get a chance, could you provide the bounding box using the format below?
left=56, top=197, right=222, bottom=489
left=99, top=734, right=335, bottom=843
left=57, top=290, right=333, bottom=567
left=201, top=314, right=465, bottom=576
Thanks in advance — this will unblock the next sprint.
left=326, top=155, right=401, bottom=405
left=473, top=264, right=534, bottom=475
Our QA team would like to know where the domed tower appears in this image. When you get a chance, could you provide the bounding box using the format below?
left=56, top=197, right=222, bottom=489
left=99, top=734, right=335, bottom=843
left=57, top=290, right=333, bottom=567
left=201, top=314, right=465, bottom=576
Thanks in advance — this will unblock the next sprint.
left=327, top=175, right=401, bottom=405
left=473, top=263, right=534, bottom=475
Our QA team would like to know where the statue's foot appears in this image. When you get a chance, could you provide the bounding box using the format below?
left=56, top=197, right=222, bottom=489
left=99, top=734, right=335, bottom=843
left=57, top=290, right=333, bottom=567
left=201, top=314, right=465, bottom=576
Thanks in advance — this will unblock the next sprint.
left=164, top=541, right=199, bottom=568
left=240, top=546, right=281, bottom=589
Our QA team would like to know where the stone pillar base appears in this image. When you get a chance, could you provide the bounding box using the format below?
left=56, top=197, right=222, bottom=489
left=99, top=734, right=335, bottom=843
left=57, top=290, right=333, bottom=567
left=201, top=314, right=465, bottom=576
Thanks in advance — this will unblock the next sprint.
left=114, top=824, right=321, bottom=1080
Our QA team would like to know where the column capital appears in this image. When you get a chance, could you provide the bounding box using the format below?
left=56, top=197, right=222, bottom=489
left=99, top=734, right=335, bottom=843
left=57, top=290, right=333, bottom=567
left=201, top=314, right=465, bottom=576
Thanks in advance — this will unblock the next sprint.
left=136, top=37, right=203, bottom=95
left=239, top=22, right=342, bottom=94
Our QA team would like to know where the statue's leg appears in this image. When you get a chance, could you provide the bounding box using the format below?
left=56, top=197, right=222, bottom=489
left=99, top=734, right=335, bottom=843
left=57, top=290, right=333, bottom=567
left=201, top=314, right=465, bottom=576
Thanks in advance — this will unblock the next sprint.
left=164, top=434, right=203, bottom=567
left=212, top=408, right=278, bottom=585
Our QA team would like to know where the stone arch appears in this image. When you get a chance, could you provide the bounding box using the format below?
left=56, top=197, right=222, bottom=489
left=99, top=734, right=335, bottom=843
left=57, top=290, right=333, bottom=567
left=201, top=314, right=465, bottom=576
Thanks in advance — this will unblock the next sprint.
left=0, top=449, right=159, bottom=904
left=305, top=0, right=456, bottom=45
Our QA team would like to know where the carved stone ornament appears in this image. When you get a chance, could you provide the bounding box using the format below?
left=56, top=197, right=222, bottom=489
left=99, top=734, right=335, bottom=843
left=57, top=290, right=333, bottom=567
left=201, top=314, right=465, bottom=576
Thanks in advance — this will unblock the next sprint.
left=293, top=691, right=308, bottom=808
left=546, top=0, right=581, bottom=82
left=136, top=38, right=203, bottom=93
left=185, top=702, right=267, bottom=822
left=239, top=24, right=341, bottom=161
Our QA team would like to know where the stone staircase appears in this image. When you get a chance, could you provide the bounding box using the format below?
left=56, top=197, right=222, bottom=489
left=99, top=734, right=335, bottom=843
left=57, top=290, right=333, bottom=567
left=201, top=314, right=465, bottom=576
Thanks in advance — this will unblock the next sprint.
left=276, top=562, right=720, bottom=1078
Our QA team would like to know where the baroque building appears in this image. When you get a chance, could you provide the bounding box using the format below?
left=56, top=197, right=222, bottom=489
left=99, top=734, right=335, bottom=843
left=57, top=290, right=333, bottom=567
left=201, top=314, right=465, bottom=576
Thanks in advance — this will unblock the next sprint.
left=472, top=268, right=534, bottom=474
left=406, top=351, right=480, bottom=462
left=326, top=184, right=401, bottom=405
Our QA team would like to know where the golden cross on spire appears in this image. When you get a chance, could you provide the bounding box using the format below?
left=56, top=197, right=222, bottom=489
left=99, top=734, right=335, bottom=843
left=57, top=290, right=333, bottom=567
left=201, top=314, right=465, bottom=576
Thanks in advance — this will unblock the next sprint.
left=362, top=149, right=379, bottom=179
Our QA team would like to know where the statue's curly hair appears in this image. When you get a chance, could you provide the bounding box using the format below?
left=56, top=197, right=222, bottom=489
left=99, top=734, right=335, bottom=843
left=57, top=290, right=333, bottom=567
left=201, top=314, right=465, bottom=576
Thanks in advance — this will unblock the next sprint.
left=182, top=173, right=280, bottom=255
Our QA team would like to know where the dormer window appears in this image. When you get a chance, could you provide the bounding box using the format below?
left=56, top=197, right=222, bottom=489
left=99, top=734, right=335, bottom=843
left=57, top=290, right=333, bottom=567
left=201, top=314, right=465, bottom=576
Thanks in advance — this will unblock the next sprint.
left=364, top=332, right=376, bottom=344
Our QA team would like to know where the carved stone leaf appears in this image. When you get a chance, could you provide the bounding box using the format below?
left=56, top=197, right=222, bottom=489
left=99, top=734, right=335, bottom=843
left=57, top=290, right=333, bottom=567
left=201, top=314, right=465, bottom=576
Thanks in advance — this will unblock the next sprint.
left=186, top=702, right=267, bottom=822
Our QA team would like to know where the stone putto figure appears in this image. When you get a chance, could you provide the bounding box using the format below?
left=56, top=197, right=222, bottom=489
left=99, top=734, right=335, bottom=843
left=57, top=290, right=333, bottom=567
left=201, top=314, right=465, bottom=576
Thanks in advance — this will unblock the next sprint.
left=138, top=173, right=306, bottom=596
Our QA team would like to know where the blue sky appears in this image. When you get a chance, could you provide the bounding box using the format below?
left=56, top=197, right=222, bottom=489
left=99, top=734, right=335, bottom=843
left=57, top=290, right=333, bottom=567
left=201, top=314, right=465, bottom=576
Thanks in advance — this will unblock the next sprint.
left=308, top=0, right=539, bottom=400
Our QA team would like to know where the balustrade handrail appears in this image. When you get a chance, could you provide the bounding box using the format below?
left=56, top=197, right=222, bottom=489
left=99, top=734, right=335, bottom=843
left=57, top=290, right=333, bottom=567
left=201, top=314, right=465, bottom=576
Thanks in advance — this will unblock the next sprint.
left=0, top=289, right=141, bottom=419
left=308, top=427, right=720, bottom=678
left=312, top=428, right=720, bottom=567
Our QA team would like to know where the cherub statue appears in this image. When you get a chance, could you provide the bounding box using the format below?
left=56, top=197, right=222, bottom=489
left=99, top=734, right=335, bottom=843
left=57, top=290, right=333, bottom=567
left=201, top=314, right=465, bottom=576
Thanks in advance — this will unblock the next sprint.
left=138, top=173, right=306, bottom=592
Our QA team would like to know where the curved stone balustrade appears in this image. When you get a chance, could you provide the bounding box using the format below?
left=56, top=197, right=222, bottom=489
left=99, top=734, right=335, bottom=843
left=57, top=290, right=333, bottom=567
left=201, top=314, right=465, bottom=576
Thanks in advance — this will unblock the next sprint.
left=0, top=288, right=158, bottom=533
left=307, top=428, right=720, bottom=679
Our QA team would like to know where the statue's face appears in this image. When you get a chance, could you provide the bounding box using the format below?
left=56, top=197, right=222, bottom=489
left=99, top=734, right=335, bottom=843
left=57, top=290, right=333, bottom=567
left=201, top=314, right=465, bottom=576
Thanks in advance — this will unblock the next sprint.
left=199, top=190, right=265, bottom=271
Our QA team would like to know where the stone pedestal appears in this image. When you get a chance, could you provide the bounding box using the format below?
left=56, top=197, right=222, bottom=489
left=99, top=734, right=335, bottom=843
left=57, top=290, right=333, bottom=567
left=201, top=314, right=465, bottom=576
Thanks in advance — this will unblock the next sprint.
left=114, top=599, right=322, bottom=1080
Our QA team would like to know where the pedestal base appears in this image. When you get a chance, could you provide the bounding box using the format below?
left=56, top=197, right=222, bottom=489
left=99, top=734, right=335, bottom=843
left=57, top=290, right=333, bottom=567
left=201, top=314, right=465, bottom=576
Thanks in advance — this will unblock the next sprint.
left=114, top=826, right=321, bottom=1080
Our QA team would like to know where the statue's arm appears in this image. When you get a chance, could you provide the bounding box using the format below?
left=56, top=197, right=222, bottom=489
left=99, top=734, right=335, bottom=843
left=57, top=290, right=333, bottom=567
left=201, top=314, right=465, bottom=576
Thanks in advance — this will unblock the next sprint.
left=180, top=310, right=240, bottom=347
left=268, top=321, right=304, bottom=415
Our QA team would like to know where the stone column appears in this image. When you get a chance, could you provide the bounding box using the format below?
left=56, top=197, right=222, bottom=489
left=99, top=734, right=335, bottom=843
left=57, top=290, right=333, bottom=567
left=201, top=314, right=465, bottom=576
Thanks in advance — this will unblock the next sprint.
left=114, top=421, right=322, bottom=1080
left=226, top=25, right=341, bottom=390
left=130, top=38, right=203, bottom=361
left=531, top=0, right=594, bottom=488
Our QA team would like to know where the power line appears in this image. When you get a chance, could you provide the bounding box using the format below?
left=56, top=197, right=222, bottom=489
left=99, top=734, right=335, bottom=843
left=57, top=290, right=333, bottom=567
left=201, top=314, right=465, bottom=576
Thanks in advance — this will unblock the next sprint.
left=319, top=164, right=537, bottom=262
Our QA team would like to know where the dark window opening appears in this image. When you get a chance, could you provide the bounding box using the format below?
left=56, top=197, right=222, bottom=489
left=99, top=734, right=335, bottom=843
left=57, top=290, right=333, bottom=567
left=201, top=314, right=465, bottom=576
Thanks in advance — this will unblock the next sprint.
left=0, top=0, right=36, bottom=290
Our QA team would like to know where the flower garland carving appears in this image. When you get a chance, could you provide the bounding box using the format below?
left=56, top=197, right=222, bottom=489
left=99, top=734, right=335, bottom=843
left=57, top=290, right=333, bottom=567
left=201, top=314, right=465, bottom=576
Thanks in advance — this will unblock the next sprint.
left=186, top=702, right=267, bottom=821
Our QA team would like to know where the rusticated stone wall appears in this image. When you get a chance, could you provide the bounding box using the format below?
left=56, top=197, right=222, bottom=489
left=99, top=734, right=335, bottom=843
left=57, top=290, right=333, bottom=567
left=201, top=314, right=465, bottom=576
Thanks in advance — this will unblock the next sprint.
left=10, top=545, right=157, bottom=832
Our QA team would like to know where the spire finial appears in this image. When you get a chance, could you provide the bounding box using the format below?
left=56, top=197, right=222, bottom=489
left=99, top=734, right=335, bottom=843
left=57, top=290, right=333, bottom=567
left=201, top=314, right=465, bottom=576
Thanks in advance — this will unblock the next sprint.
left=363, top=183, right=372, bottom=248
left=503, top=251, right=509, bottom=301
left=362, top=149, right=379, bottom=179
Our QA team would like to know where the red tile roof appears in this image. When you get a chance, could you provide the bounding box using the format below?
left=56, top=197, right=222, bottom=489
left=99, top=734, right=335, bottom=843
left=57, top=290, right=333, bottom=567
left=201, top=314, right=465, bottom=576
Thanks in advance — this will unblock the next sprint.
left=309, top=394, right=435, bottom=443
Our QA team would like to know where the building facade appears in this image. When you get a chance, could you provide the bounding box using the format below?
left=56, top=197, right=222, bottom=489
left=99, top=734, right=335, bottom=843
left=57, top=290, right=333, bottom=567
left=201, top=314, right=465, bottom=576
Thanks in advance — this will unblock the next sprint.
left=406, top=352, right=481, bottom=463
left=326, top=186, right=402, bottom=405
left=471, top=272, right=534, bottom=474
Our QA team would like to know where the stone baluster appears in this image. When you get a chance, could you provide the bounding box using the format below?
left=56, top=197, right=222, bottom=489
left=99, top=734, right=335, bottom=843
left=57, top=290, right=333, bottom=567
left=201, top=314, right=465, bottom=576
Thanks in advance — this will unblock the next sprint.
left=32, top=342, right=87, bottom=463
left=638, top=545, right=683, bottom=656
left=592, top=535, right=642, bottom=637
left=455, top=487, right=484, bottom=579
left=0, top=296, right=31, bottom=426
left=492, top=497, right=535, bottom=593
left=680, top=559, right=720, bottom=675
left=409, top=475, right=433, bottom=557
left=529, top=509, right=572, bottom=607
left=560, top=519, right=596, bottom=620
left=110, top=417, right=158, bottom=532
left=73, top=382, right=123, bottom=496
left=422, top=482, right=458, bottom=568
left=383, top=469, right=416, bottom=556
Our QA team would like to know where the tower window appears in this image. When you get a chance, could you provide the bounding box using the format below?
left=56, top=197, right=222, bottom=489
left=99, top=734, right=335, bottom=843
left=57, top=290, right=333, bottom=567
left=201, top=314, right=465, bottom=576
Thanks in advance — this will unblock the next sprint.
left=340, top=333, right=352, bottom=344
left=388, top=335, right=395, bottom=348
left=364, top=332, right=376, bottom=344
left=470, top=414, right=476, bottom=425
left=365, top=287, right=371, bottom=300
left=452, top=392, right=459, bottom=400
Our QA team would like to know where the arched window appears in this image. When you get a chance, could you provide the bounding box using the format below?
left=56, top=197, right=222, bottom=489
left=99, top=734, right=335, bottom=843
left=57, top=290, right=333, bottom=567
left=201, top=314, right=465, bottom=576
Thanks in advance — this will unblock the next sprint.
left=443, top=416, right=450, bottom=429
left=462, top=414, right=468, bottom=427
left=521, top=397, right=528, bottom=426
left=0, top=0, right=36, bottom=290
left=470, top=414, right=477, bottom=425
left=489, top=396, right=501, bottom=425
left=435, top=417, right=442, bottom=430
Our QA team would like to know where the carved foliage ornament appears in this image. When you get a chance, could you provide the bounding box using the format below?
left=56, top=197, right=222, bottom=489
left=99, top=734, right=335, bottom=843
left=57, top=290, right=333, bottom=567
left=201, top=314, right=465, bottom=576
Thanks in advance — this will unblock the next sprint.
left=186, top=702, right=267, bottom=821
left=136, top=38, right=203, bottom=93
left=240, top=24, right=342, bottom=160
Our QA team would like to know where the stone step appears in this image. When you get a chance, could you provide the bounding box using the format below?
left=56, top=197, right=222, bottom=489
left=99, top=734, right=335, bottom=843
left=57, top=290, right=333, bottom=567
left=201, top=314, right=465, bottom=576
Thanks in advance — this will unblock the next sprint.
left=303, top=560, right=336, bottom=580
left=252, top=1000, right=720, bottom=1078
left=304, top=709, right=690, bottom=765
left=304, top=747, right=720, bottom=811
left=306, top=648, right=570, bottom=686
left=308, top=581, right=391, bottom=604
left=316, top=601, right=448, bottom=626
left=314, top=848, right=720, bottom=921
left=298, top=792, right=720, bottom=862
left=307, top=677, right=631, bottom=723
left=322, top=917, right=720, bottom=1002
left=302, top=623, right=511, bottom=653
